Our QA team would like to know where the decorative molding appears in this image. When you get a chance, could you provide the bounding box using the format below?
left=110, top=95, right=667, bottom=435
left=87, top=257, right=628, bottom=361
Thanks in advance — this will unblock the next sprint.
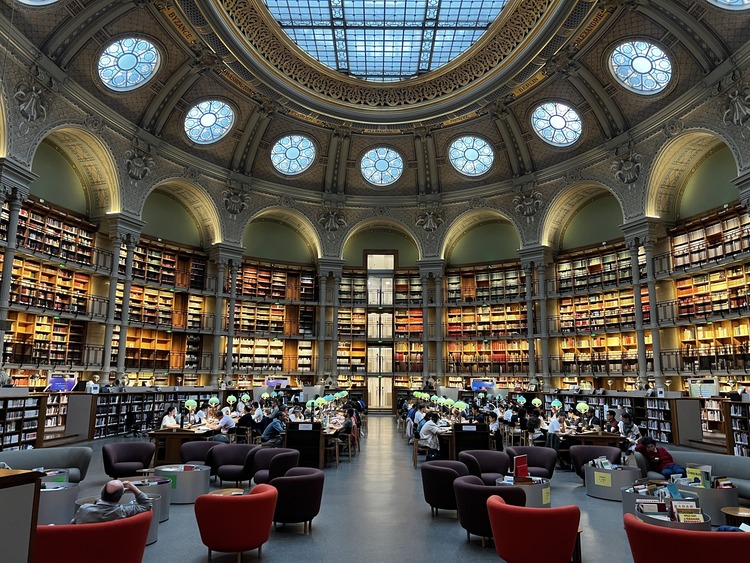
left=14, top=82, right=47, bottom=134
left=513, top=190, right=543, bottom=224
left=722, top=86, right=750, bottom=139
left=125, top=144, right=155, bottom=182
left=222, top=186, right=251, bottom=219
left=415, top=204, right=445, bottom=233
left=611, top=149, right=642, bottom=185
left=318, top=206, right=347, bottom=233
left=662, top=118, right=684, bottom=139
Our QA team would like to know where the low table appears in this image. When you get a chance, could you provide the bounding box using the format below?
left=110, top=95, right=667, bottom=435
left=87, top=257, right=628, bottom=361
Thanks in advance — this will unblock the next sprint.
left=37, top=482, right=78, bottom=525
left=154, top=464, right=210, bottom=504
left=720, top=506, right=750, bottom=527
left=210, top=488, right=245, bottom=496
left=585, top=465, right=641, bottom=501
left=39, top=468, right=69, bottom=484
left=122, top=476, right=172, bottom=521
left=496, top=477, right=551, bottom=508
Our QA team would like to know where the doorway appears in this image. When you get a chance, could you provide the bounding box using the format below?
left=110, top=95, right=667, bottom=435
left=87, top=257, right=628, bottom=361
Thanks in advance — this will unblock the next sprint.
left=367, top=375, right=393, bottom=411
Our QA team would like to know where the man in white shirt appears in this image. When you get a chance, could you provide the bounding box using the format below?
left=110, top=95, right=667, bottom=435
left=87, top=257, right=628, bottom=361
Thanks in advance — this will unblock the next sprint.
left=419, top=412, right=447, bottom=460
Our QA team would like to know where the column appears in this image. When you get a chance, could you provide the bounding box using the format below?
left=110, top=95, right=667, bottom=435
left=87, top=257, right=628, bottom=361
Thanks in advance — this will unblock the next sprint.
left=210, top=260, right=226, bottom=387
left=223, top=260, right=238, bottom=380
left=421, top=274, right=429, bottom=379
left=628, top=239, right=648, bottom=389
left=330, top=274, right=340, bottom=379
left=537, top=261, right=551, bottom=390
left=317, top=273, right=328, bottom=381
left=100, top=236, right=121, bottom=381
left=116, top=236, right=136, bottom=380
left=643, top=238, right=663, bottom=387
left=524, top=263, right=537, bottom=384
left=0, top=192, right=26, bottom=362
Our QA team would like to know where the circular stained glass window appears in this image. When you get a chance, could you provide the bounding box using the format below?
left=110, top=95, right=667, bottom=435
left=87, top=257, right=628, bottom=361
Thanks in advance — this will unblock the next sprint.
left=98, top=37, right=160, bottom=92
left=610, top=41, right=672, bottom=94
left=271, top=135, right=316, bottom=175
left=17, top=0, right=59, bottom=5
left=449, top=136, right=494, bottom=177
left=361, top=147, right=403, bottom=186
left=706, top=0, right=750, bottom=9
left=531, top=102, right=583, bottom=147
left=184, top=100, right=235, bottom=145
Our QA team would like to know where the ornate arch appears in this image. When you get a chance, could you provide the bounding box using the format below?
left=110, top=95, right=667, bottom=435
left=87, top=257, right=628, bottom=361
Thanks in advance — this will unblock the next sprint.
left=0, top=78, right=7, bottom=158
left=539, top=181, right=625, bottom=249
left=340, top=217, right=421, bottom=261
left=440, top=208, right=523, bottom=261
left=143, top=177, right=223, bottom=246
left=244, top=206, right=323, bottom=259
left=30, top=124, right=120, bottom=215
left=644, top=129, right=739, bottom=222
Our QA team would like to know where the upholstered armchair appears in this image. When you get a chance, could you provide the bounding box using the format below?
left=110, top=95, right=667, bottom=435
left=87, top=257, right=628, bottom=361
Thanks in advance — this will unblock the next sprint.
left=570, top=445, right=621, bottom=481
left=505, top=446, right=558, bottom=479
left=102, top=442, right=155, bottom=479
left=212, top=444, right=261, bottom=487
left=420, top=460, right=470, bottom=516
left=252, top=448, right=300, bottom=485
left=458, top=449, right=511, bottom=485
left=270, top=467, right=325, bottom=533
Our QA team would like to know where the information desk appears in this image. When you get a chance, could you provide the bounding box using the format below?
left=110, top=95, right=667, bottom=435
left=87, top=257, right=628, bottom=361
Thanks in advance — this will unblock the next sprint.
left=584, top=465, right=641, bottom=501
left=37, top=481, right=78, bottom=525
left=496, top=477, right=551, bottom=508
left=675, top=484, right=738, bottom=526
left=154, top=464, right=210, bottom=504
left=149, top=427, right=211, bottom=465
left=285, top=422, right=324, bottom=469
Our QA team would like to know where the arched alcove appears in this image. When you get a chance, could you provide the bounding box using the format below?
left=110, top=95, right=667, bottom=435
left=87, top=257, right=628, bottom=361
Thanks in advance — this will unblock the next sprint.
left=29, top=140, right=87, bottom=213
left=561, top=194, right=624, bottom=250
left=342, top=221, right=420, bottom=268
left=540, top=182, right=625, bottom=250
left=645, top=131, right=739, bottom=222
left=678, top=145, right=739, bottom=220
left=446, top=222, right=520, bottom=265
left=242, top=218, right=316, bottom=264
left=141, top=191, right=202, bottom=247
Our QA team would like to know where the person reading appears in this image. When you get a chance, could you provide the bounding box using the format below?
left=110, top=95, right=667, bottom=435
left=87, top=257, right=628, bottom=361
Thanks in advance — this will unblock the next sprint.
left=72, top=480, right=152, bottom=524
left=635, top=437, right=686, bottom=477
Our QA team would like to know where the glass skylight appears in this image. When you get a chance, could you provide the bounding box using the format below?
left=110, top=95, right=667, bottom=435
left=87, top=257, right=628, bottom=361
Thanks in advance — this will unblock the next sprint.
left=271, top=135, right=316, bottom=175
left=706, top=0, right=750, bottom=9
left=609, top=40, right=672, bottom=94
left=449, top=136, right=494, bottom=176
left=263, top=0, right=509, bottom=82
left=361, top=147, right=404, bottom=186
left=531, top=102, right=583, bottom=147
left=98, top=38, right=160, bottom=92
left=184, top=101, right=235, bottom=144
left=18, top=0, right=59, bottom=5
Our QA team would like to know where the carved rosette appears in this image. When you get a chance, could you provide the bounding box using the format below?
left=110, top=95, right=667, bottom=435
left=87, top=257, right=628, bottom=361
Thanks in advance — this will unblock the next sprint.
left=663, top=119, right=684, bottom=139
left=513, top=191, right=543, bottom=224
left=223, top=188, right=251, bottom=219
left=468, top=196, right=487, bottom=209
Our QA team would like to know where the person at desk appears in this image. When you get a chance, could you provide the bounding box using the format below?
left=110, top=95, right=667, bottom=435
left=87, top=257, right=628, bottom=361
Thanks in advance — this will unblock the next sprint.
left=237, top=404, right=255, bottom=427
left=618, top=412, right=642, bottom=453
left=468, top=404, right=485, bottom=424
left=419, top=412, right=448, bottom=461
left=72, top=480, right=152, bottom=524
left=546, top=414, right=575, bottom=468
left=210, top=407, right=236, bottom=443
left=160, top=406, right=179, bottom=429
left=261, top=409, right=287, bottom=448
left=603, top=410, right=619, bottom=433
left=583, top=410, right=601, bottom=431
left=195, top=402, right=209, bottom=424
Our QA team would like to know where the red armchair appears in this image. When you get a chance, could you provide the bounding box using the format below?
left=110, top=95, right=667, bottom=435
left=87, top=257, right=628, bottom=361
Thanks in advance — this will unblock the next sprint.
left=487, top=495, right=580, bottom=563
left=195, top=483, right=278, bottom=561
left=624, top=513, right=750, bottom=562
left=34, top=511, right=152, bottom=563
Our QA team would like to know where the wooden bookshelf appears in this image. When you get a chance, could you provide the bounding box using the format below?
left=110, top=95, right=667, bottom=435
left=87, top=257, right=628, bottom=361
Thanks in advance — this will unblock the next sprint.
left=445, top=264, right=525, bottom=303
left=678, top=319, right=750, bottom=372
left=556, top=287, right=649, bottom=333
left=121, top=239, right=207, bottom=291
left=339, top=274, right=367, bottom=304
left=555, top=244, right=645, bottom=293
left=447, top=303, right=527, bottom=339
left=122, top=328, right=172, bottom=371
left=394, top=341, right=423, bottom=373
left=4, top=311, right=86, bottom=366
left=558, top=331, right=650, bottom=375
left=394, top=274, right=422, bottom=306
left=0, top=394, right=44, bottom=450
left=394, top=308, right=423, bottom=339
left=235, top=262, right=316, bottom=302
left=6, top=256, right=90, bottom=316
left=336, top=341, right=366, bottom=373
left=726, top=401, right=750, bottom=456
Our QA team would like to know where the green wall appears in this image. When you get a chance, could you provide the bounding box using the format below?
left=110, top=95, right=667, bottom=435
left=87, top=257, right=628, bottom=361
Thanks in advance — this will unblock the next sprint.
left=142, top=192, right=201, bottom=247
left=30, top=142, right=87, bottom=213
left=447, top=222, right=520, bottom=265
left=679, top=146, right=738, bottom=220
left=343, top=229, right=419, bottom=267
left=562, top=195, right=624, bottom=250
left=243, top=220, right=314, bottom=263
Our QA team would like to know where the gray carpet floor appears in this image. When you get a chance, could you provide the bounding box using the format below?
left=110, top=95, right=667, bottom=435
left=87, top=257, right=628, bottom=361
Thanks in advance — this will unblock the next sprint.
left=72, top=415, right=644, bottom=562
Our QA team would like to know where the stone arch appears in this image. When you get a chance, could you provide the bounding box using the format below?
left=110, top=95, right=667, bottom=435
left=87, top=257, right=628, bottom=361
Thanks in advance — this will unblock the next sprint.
left=440, top=208, right=523, bottom=261
left=340, top=217, right=422, bottom=261
left=0, top=77, right=7, bottom=158
left=142, top=177, right=223, bottom=247
left=644, top=129, right=740, bottom=223
left=244, top=207, right=323, bottom=260
left=30, top=125, right=120, bottom=215
left=540, top=181, right=626, bottom=250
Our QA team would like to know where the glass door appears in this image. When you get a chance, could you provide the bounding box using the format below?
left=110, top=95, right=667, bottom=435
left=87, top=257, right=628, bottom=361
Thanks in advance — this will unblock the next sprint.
left=367, top=375, right=393, bottom=410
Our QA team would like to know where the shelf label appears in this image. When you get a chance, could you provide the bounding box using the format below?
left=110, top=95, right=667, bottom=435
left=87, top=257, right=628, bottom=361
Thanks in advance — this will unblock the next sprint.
left=594, top=471, right=612, bottom=487
left=298, top=423, right=313, bottom=431
left=463, top=426, right=476, bottom=432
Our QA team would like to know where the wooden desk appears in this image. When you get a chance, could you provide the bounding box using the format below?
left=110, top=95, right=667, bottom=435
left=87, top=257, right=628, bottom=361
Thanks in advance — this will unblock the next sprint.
left=572, top=432, right=621, bottom=447
left=453, top=423, right=490, bottom=458
left=0, top=469, right=44, bottom=563
left=149, top=428, right=210, bottom=466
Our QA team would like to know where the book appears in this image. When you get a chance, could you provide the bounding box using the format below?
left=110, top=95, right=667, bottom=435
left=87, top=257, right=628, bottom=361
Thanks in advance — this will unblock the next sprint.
left=686, top=464, right=711, bottom=488
left=677, top=512, right=705, bottom=523
left=514, top=454, right=529, bottom=478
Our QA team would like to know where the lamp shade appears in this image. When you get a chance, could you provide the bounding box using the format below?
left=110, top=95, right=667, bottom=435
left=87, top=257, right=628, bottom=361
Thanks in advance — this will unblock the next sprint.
left=241, top=394, right=250, bottom=402
left=227, top=395, right=237, bottom=404
left=551, top=399, right=563, bottom=408
left=208, top=396, right=221, bottom=406
left=516, top=395, right=527, bottom=405
left=184, top=399, right=197, bottom=410
left=531, top=397, right=542, bottom=407
left=576, top=402, right=589, bottom=413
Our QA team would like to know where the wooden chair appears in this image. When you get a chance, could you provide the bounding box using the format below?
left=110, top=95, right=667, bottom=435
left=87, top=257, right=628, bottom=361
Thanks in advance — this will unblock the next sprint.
left=413, top=436, right=428, bottom=469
